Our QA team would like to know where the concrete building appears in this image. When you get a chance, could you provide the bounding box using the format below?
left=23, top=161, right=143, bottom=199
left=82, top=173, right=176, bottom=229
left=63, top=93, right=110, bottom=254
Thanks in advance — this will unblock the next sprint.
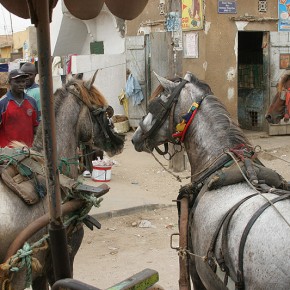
left=0, top=35, right=13, bottom=61
left=50, top=1, right=127, bottom=115
left=126, top=0, right=283, bottom=134
left=12, top=26, right=37, bottom=61
left=49, top=0, right=289, bottom=134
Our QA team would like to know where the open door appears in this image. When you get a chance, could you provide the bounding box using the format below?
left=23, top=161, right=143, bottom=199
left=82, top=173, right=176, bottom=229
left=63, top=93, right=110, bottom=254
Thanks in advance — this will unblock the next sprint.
left=238, top=31, right=269, bottom=132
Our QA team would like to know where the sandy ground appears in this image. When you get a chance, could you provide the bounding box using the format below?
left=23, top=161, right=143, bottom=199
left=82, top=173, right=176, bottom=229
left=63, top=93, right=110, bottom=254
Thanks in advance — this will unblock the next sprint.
left=72, top=130, right=290, bottom=290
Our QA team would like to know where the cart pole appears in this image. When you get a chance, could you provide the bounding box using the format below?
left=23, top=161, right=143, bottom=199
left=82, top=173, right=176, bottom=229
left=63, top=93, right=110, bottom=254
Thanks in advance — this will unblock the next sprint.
left=32, top=0, right=72, bottom=281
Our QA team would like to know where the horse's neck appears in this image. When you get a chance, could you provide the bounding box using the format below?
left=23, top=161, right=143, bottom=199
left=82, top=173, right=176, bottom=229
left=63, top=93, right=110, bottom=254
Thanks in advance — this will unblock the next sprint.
left=32, top=104, right=81, bottom=180
left=183, top=97, right=248, bottom=178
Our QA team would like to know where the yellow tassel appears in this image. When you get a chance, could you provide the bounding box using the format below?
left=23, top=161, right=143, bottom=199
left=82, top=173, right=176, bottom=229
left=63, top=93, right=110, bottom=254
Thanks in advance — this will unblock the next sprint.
left=192, top=102, right=199, bottom=108
left=176, top=121, right=186, bottom=132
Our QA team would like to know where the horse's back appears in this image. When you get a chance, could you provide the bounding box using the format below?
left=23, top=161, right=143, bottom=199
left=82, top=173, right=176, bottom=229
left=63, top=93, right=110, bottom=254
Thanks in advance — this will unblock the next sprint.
left=191, top=182, right=290, bottom=290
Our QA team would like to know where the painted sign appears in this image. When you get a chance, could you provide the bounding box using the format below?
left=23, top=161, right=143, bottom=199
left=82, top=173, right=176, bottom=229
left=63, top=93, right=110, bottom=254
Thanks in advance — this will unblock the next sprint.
left=279, top=0, right=290, bottom=31
left=280, top=53, right=290, bottom=69
left=182, top=0, right=203, bottom=31
left=218, top=0, right=237, bottom=14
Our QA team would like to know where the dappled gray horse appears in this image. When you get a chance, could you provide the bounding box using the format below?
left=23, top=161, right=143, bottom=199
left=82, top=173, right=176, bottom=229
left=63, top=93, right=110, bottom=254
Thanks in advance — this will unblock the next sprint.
left=132, top=71, right=290, bottom=289
left=0, top=73, right=124, bottom=290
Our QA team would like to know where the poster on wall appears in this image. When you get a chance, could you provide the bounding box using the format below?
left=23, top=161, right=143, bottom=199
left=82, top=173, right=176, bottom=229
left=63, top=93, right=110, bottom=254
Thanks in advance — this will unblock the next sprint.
left=182, top=0, right=204, bottom=31
left=280, top=54, right=290, bottom=69
left=183, top=32, right=198, bottom=58
left=278, top=0, right=290, bottom=31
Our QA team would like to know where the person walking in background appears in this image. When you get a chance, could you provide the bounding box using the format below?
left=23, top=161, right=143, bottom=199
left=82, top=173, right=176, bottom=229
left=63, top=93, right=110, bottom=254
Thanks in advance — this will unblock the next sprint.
left=21, top=62, right=41, bottom=118
left=0, top=69, right=39, bottom=147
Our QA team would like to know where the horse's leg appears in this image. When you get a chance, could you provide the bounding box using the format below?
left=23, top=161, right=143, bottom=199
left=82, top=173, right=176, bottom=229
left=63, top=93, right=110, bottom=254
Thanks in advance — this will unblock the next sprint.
left=32, top=276, right=49, bottom=290
left=44, top=225, right=85, bottom=286
left=68, top=225, right=84, bottom=276
left=189, top=257, right=207, bottom=290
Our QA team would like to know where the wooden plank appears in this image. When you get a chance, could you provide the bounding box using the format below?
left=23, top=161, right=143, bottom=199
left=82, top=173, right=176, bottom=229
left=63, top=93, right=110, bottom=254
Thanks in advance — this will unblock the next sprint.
left=106, top=268, right=159, bottom=290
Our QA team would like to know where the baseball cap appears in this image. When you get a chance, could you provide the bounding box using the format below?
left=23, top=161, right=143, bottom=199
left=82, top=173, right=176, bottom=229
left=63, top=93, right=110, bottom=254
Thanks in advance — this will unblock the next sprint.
left=8, top=69, right=29, bottom=80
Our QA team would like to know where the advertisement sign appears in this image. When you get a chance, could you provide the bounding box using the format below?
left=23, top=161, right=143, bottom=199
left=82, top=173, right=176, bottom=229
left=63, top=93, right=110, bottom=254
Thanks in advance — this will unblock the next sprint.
left=279, top=0, right=290, bottom=31
left=182, top=0, right=203, bottom=31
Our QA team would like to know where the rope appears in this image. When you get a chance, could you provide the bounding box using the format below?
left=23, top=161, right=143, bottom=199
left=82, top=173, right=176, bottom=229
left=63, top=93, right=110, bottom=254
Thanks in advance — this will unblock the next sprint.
left=1, top=191, right=102, bottom=289
left=226, top=150, right=290, bottom=228
left=175, top=247, right=206, bottom=261
left=150, top=151, right=182, bottom=182
left=4, top=236, right=49, bottom=289
left=58, top=157, right=79, bottom=175
left=150, top=149, right=229, bottom=183
left=1, top=277, right=12, bottom=290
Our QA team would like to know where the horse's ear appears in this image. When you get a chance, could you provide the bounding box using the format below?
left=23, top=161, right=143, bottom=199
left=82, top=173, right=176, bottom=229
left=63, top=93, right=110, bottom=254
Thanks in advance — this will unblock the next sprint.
left=184, top=71, right=196, bottom=83
left=154, top=71, right=176, bottom=91
left=84, top=70, right=99, bottom=90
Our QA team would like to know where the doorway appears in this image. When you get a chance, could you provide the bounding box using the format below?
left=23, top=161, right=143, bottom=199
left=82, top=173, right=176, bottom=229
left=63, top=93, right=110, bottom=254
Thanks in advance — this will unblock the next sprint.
left=238, top=31, right=266, bottom=131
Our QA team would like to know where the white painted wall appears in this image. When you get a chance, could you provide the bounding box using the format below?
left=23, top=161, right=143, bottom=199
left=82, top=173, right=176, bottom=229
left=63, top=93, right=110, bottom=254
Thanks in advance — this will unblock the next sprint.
left=50, top=2, right=124, bottom=56
left=71, top=54, right=126, bottom=115
left=49, top=1, right=127, bottom=115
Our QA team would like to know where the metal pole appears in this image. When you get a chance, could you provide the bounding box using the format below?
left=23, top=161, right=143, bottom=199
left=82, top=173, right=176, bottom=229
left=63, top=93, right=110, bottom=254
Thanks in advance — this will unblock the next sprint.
left=34, top=0, right=71, bottom=281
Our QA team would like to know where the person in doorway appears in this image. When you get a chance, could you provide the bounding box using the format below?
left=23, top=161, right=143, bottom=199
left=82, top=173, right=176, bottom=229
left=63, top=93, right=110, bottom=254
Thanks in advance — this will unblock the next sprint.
left=21, top=62, right=41, bottom=118
left=0, top=69, right=40, bottom=147
left=278, top=72, right=290, bottom=122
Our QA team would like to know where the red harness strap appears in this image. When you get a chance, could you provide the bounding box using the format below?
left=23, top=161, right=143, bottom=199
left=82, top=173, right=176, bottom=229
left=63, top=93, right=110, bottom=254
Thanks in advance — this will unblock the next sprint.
left=172, top=101, right=201, bottom=143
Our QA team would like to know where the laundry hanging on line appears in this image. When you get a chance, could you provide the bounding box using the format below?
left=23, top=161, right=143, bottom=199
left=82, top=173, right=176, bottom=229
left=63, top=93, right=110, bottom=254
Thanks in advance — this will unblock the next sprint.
left=125, top=73, right=144, bottom=106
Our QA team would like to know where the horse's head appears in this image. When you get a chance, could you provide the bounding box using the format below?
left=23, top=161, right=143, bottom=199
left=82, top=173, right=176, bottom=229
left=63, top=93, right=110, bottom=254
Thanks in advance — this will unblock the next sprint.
left=265, top=91, right=286, bottom=124
left=266, top=73, right=290, bottom=124
left=71, top=71, right=125, bottom=157
left=132, top=71, right=212, bottom=154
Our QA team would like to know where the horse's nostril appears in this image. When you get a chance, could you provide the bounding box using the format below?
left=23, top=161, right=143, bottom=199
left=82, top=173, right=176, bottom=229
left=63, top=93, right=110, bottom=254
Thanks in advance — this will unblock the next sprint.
left=131, top=140, right=134, bottom=145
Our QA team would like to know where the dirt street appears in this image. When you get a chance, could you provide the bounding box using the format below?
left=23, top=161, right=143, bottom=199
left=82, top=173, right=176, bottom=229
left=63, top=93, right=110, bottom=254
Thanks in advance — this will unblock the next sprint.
left=73, top=131, right=290, bottom=290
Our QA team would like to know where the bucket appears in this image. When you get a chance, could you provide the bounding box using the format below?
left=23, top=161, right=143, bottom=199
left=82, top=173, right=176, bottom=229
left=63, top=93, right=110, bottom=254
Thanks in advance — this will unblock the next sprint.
left=92, top=165, right=112, bottom=182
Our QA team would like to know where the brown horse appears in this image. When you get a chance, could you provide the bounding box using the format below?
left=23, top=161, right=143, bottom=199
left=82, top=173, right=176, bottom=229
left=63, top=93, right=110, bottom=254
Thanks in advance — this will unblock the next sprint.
left=266, top=73, right=290, bottom=124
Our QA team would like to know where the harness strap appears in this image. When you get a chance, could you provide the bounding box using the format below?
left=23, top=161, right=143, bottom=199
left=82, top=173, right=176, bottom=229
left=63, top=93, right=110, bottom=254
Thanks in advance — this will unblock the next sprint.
left=206, top=194, right=259, bottom=281
left=236, top=193, right=290, bottom=290
left=220, top=194, right=259, bottom=282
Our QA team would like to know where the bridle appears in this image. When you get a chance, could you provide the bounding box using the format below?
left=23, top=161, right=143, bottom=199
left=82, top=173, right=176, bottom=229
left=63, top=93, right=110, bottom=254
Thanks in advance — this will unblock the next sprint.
left=138, top=78, right=188, bottom=157
left=67, top=87, right=123, bottom=150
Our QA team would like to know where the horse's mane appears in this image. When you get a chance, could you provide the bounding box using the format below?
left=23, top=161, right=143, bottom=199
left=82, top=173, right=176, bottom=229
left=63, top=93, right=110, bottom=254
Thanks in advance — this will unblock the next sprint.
left=201, top=95, right=251, bottom=148
left=54, top=78, right=108, bottom=113
left=278, top=73, right=290, bottom=93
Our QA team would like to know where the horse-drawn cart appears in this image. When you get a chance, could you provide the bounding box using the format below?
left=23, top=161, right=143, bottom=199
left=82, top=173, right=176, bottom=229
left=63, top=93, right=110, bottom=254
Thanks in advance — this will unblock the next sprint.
left=0, top=1, right=164, bottom=289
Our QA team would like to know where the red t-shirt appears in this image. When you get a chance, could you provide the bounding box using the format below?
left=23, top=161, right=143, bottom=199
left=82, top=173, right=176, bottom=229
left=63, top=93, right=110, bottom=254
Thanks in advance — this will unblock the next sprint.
left=0, top=91, right=39, bottom=147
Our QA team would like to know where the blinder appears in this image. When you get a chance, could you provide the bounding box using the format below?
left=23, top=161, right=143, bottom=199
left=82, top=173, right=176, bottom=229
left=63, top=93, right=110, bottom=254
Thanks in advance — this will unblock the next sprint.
left=139, top=79, right=188, bottom=153
left=148, top=98, right=169, bottom=121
